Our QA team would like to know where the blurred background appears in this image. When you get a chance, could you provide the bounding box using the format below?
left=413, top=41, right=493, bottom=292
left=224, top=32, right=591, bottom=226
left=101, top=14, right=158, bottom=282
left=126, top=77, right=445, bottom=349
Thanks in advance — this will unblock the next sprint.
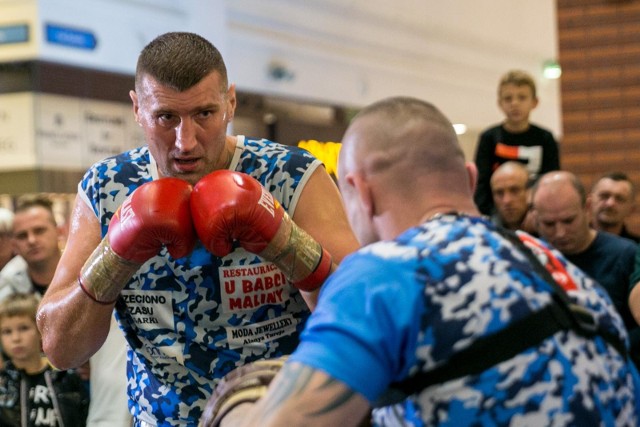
left=0, top=0, right=638, bottom=231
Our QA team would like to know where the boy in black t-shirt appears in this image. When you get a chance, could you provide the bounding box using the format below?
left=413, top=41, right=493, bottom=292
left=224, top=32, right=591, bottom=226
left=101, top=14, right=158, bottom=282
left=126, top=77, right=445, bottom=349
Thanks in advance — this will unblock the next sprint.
left=474, top=69, right=560, bottom=216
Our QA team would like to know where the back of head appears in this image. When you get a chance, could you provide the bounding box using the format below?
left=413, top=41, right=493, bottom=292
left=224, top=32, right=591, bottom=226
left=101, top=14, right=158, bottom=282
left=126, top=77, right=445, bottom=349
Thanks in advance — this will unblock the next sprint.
left=499, top=70, right=537, bottom=99
left=136, top=32, right=228, bottom=92
left=339, top=96, right=467, bottom=197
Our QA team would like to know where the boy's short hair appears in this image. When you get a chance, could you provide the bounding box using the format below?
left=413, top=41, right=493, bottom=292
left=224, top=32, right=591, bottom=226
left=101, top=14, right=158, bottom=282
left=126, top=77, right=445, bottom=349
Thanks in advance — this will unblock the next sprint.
left=498, top=70, right=537, bottom=99
left=0, top=293, right=39, bottom=325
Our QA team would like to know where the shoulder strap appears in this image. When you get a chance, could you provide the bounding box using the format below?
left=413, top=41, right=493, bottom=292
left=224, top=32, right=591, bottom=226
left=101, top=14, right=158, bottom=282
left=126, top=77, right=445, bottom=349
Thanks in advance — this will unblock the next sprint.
left=498, top=228, right=625, bottom=356
left=374, top=228, right=626, bottom=408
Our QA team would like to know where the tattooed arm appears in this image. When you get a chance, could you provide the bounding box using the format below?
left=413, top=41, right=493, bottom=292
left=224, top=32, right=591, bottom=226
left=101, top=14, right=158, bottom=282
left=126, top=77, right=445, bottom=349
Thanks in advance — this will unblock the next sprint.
left=234, top=362, right=371, bottom=427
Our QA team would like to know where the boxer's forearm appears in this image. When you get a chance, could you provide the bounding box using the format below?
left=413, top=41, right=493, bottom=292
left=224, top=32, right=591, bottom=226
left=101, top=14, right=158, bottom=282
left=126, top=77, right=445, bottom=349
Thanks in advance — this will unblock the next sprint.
left=39, top=178, right=196, bottom=369
left=235, top=362, right=371, bottom=427
left=37, top=282, right=114, bottom=370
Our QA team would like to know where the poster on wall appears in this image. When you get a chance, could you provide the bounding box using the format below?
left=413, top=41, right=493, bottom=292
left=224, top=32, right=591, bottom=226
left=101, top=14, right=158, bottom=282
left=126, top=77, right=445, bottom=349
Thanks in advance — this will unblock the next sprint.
left=0, top=92, right=36, bottom=170
left=82, top=99, right=128, bottom=167
left=35, top=94, right=83, bottom=169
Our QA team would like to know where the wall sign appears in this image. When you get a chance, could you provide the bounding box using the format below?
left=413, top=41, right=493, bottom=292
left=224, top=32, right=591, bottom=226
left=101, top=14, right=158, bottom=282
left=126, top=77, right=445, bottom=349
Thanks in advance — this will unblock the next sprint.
left=45, top=22, right=97, bottom=50
left=0, top=23, right=28, bottom=45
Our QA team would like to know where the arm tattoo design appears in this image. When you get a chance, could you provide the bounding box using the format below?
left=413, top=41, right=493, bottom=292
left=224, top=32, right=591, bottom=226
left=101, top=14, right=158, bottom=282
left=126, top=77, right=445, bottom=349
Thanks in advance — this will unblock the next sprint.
left=263, top=362, right=360, bottom=419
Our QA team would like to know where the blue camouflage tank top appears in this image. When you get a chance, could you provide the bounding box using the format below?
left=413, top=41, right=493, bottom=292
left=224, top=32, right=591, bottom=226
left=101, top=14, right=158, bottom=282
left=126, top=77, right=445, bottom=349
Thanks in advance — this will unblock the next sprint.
left=291, top=214, right=640, bottom=426
left=79, top=136, right=321, bottom=425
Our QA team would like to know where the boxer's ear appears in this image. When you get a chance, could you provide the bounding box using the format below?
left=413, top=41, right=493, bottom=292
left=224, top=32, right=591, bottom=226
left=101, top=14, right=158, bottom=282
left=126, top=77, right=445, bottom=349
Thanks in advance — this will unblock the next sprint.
left=466, top=161, right=478, bottom=195
left=347, top=173, right=375, bottom=219
left=130, top=90, right=140, bottom=124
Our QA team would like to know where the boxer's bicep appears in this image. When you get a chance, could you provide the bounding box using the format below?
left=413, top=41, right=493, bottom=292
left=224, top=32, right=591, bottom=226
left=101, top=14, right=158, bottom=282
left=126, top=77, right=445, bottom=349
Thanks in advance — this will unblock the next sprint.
left=37, top=194, right=111, bottom=370
left=49, top=194, right=102, bottom=299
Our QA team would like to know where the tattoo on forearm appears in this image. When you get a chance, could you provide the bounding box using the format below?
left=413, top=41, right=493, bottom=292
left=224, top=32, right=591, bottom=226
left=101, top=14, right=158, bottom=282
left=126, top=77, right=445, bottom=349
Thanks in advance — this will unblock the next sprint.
left=264, top=363, right=359, bottom=418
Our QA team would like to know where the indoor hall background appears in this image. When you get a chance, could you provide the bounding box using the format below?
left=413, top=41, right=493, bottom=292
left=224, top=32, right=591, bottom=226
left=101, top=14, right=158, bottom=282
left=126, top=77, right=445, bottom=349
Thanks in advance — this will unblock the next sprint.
left=557, top=0, right=640, bottom=233
left=1, top=1, right=639, bottom=232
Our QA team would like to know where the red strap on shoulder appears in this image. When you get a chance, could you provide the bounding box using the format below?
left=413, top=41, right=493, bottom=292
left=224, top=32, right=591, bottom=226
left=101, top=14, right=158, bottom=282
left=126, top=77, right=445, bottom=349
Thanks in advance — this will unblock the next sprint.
left=517, top=233, right=578, bottom=291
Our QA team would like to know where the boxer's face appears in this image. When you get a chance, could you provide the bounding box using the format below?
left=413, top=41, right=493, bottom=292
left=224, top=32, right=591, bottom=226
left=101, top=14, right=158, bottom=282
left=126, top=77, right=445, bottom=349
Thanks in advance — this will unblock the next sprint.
left=131, top=71, right=236, bottom=186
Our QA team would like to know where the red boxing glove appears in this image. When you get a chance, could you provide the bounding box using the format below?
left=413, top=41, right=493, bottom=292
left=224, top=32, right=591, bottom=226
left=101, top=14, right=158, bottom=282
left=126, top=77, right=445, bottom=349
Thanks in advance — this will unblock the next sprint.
left=191, top=170, right=332, bottom=291
left=109, top=178, right=196, bottom=262
left=79, top=178, right=196, bottom=305
left=190, top=171, right=283, bottom=256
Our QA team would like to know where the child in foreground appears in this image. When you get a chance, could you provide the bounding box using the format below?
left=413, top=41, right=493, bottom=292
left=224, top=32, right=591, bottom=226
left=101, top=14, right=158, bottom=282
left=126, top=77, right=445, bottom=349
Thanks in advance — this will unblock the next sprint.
left=0, top=293, right=89, bottom=427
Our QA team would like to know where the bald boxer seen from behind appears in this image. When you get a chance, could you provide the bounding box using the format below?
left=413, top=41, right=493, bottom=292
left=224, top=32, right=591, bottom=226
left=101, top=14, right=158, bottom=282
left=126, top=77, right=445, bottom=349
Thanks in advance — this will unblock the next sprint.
left=213, top=96, right=640, bottom=427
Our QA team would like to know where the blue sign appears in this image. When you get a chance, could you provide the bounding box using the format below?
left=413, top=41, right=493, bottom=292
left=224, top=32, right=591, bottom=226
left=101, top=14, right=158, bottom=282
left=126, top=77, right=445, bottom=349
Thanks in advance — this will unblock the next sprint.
left=45, top=23, right=97, bottom=50
left=0, top=24, right=29, bottom=45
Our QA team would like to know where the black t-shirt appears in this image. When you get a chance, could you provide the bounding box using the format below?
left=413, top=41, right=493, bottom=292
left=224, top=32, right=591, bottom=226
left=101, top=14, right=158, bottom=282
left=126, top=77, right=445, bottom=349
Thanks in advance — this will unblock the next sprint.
left=23, top=372, right=58, bottom=426
left=567, top=231, right=637, bottom=330
left=568, top=231, right=640, bottom=366
left=0, top=363, right=89, bottom=427
left=473, top=123, right=560, bottom=215
left=0, top=368, right=57, bottom=427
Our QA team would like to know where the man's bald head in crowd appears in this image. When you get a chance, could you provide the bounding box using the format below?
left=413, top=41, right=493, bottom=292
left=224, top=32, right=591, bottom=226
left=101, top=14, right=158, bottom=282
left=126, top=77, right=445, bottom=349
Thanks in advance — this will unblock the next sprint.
left=338, top=96, right=478, bottom=244
left=532, top=170, right=594, bottom=255
left=490, top=161, right=530, bottom=230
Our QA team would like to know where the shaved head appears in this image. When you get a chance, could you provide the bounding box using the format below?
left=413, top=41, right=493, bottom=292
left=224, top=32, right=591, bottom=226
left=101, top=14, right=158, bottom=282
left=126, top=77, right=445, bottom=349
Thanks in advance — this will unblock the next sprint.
left=338, top=96, right=477, bottom=243
left=339, top=97, right=467, bottom=197
left=490, top=161, right=530, bottom=229
left=491, top=161, right=529, bottom=188
left=532, top=171, right=593, bottom=255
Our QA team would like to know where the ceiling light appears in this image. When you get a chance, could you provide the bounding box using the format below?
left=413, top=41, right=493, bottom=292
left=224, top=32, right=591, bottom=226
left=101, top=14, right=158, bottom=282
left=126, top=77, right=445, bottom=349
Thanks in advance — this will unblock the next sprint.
left=453, top=123, right=467, bottom=135
left=543, top=60, right=562, bottom=79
